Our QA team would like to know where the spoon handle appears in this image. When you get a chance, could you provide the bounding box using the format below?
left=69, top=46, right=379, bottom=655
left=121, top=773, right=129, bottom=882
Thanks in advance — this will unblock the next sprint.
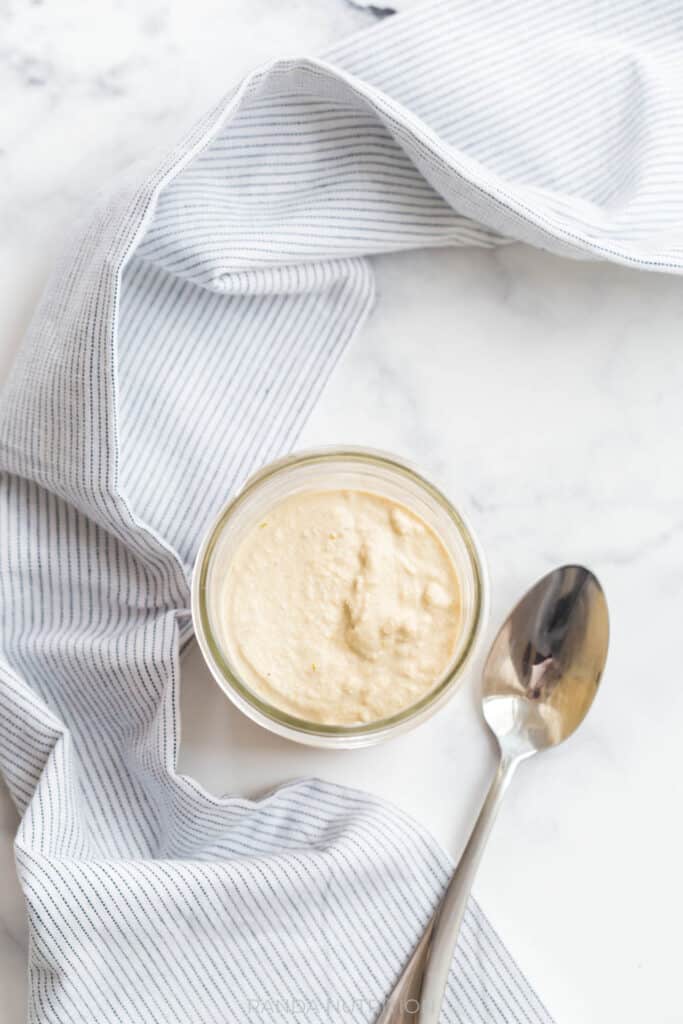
left=416, top=753, right=520, bottom=1022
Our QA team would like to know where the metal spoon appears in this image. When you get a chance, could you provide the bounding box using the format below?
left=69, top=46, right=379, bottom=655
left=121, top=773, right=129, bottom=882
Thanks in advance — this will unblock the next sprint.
left=377, top=564, right=609, bottom=1023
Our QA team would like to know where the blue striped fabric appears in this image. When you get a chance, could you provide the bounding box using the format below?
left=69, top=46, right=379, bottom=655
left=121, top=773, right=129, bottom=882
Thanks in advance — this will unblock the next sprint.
left=2, top=1, right=682, bottom=1020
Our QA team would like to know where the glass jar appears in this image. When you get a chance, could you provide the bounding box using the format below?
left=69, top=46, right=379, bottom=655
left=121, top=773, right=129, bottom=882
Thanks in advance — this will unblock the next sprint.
left=191, top=447, right=488, bottom=748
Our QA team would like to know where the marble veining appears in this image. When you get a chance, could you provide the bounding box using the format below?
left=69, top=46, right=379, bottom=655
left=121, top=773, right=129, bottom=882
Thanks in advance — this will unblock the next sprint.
left=2, top=3, right=682, bottom=1024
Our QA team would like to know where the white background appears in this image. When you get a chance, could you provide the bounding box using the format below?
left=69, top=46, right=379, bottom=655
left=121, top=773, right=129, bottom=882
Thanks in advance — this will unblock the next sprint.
left=2, top=2, right=682, bottom=1022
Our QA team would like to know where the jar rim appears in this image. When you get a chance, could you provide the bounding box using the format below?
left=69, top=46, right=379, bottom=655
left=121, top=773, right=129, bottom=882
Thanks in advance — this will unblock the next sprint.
left=191, top=446, right=488, bottom=747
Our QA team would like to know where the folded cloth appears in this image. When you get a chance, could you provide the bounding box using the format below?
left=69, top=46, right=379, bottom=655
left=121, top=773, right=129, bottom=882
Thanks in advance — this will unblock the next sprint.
left=2, top=1, right=682, bottom=1020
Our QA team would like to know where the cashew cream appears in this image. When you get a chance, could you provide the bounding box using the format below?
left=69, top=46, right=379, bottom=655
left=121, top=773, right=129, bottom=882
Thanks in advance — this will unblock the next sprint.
left=215, top=490, right=461, bottom=725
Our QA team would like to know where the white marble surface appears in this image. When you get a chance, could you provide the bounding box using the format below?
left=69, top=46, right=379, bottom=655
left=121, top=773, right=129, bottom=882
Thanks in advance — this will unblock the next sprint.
left=2, top=2, right=682, bottom=1023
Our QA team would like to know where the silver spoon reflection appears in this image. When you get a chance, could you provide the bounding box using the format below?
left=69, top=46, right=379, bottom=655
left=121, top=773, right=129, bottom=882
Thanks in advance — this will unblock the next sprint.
left=378, top=565, right=609, bottom=1023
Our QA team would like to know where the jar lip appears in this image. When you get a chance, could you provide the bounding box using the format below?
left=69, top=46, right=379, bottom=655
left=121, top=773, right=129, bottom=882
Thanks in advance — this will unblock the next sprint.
left=191, top=446, right=489, bottom=745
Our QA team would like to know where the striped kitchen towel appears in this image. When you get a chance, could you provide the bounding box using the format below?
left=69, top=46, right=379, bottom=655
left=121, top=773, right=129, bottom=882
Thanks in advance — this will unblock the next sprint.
left=2, top=1, right=683, bottom=1021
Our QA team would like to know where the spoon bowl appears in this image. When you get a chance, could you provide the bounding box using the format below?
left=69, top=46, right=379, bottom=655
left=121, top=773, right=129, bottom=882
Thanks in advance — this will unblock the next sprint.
left=483, top=565, right=610, bottom=757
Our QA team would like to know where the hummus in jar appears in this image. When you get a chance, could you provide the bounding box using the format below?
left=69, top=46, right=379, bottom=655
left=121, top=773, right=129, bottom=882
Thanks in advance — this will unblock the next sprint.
left=214, top=489, right=461, bottom=725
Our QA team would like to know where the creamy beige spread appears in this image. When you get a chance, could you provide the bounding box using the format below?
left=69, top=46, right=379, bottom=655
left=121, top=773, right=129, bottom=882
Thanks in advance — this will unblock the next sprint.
left=215, top=490, right=461, bottom=725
